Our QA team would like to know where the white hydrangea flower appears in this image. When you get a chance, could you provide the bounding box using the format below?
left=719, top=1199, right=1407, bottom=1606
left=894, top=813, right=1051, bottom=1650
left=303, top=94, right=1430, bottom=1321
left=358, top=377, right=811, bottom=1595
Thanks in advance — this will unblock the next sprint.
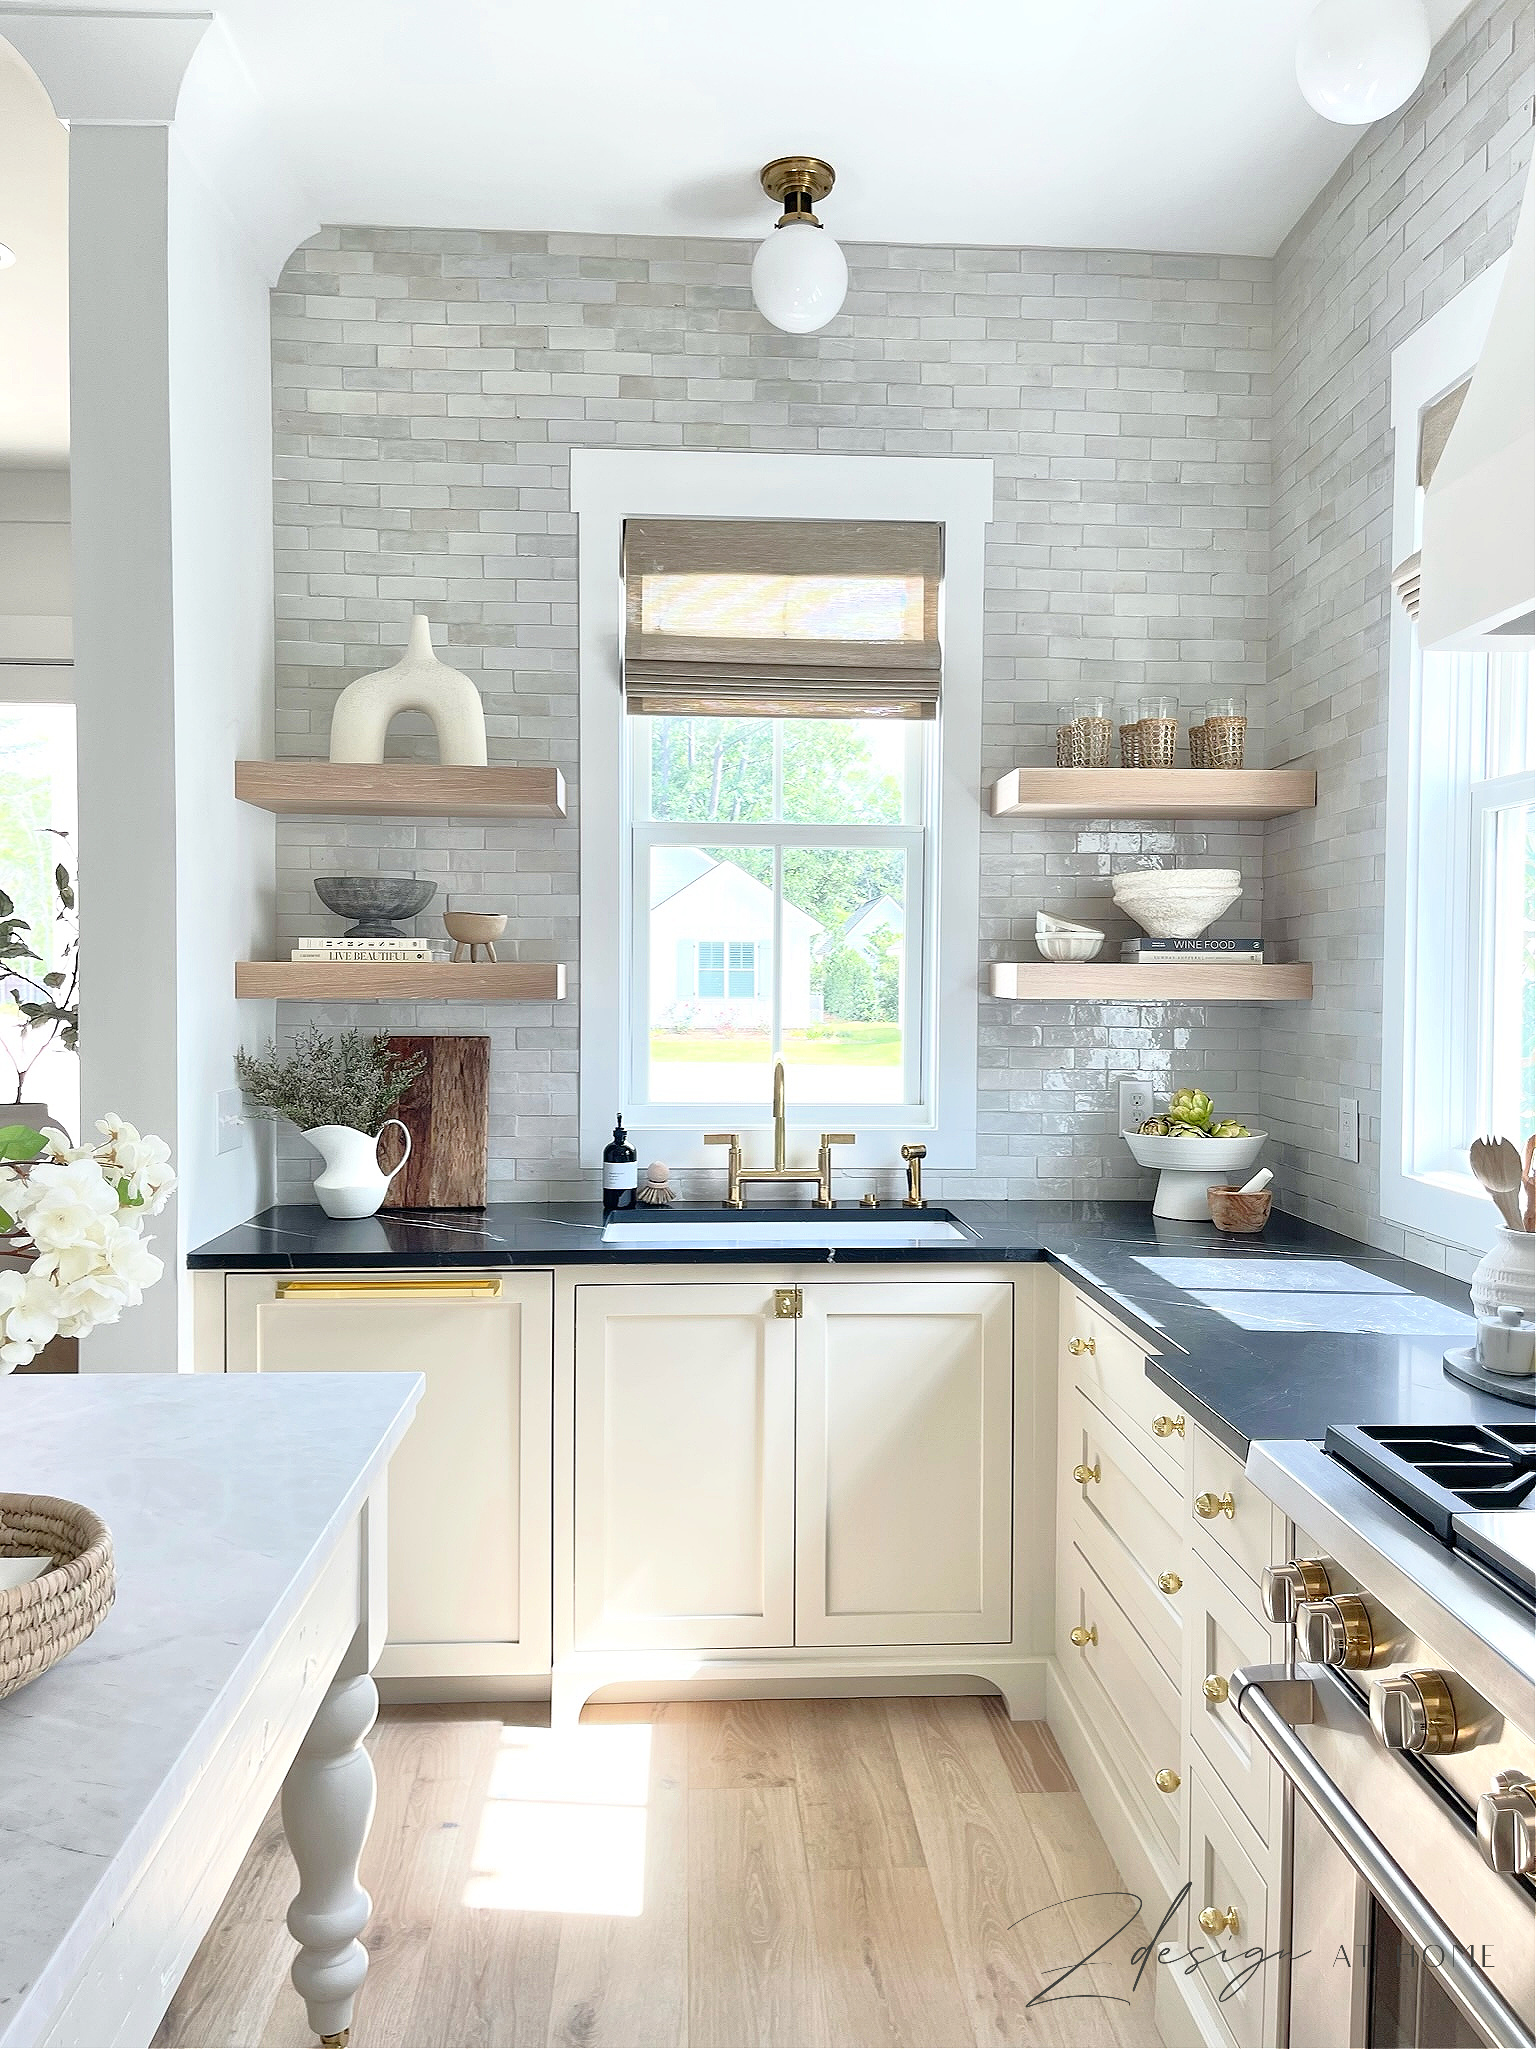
left=96, top=1116, right=177, bottom=1214
left=0, top=1268, right=62, bottom=1367
left=13, top=1159, right=120, bottom=1250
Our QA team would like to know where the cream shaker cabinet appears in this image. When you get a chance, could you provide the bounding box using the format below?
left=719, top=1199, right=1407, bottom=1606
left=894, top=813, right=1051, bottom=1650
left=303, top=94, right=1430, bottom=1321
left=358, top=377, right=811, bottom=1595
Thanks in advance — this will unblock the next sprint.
left=572, top=1278, right=1013, bottom=1656
left=222, top=1272, right=553, bottom=1682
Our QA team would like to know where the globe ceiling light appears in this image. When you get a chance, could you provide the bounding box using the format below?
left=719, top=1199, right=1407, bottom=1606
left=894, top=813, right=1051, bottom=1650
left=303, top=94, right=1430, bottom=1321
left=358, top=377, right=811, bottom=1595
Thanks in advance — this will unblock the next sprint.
left=1296, top=0, right=1432, bottom=123
left=750, top=157, right=848, bottom=335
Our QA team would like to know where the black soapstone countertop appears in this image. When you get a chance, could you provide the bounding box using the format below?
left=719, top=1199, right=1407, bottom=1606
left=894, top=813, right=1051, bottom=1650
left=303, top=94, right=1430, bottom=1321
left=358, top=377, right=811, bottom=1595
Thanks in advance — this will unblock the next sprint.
left=187, top=1199, right=1523, bottom=1457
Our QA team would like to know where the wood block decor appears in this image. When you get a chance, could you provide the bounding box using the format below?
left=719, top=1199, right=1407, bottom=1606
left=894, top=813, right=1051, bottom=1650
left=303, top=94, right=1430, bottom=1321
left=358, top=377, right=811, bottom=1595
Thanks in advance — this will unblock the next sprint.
left=378, top=1036, right=491, bottom=1209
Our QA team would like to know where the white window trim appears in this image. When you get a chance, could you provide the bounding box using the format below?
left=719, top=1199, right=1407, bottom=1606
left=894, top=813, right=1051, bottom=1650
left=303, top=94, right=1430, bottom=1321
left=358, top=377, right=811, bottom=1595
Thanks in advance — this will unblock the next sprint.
left=572, top=449, right=992, bottom=1173
left=1381, top=259, right=1509, bottom=1253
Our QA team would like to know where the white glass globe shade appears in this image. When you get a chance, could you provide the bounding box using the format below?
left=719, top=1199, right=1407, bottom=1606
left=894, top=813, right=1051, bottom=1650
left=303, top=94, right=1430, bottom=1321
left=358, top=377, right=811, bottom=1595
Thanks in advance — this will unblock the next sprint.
left=1296, top=0, right=1432, bottom=123
left=750, top=221, right=848, bottom=334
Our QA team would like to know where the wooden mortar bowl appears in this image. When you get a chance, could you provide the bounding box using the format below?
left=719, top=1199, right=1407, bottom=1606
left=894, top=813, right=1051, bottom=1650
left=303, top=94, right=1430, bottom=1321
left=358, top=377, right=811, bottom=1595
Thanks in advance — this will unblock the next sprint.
left=1208, top=1185, right=1272, bottom=1233
left=443, top=913, right=507, bottom=945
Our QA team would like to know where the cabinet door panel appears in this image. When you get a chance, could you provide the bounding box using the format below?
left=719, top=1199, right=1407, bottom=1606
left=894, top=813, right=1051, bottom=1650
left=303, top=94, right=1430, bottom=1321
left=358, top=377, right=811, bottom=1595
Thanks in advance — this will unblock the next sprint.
left=573, top=1283, right=795, bottom=1650
left=795, top=1281, right=1013, bottom=1647
left=224, top=1272, right=552, bottom=1678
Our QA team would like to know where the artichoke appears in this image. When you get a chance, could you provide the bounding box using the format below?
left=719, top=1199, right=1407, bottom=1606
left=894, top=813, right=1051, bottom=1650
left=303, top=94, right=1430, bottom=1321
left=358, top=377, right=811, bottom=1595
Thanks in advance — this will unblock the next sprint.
left=1138, top=1116, right=1170, bottom=1136
left=1211, top=1119, right=1251, bottom=1138
left=1167, top=1123, right=1209, bottom=1138
left=1167, top=1088, right=1214, bottom=1130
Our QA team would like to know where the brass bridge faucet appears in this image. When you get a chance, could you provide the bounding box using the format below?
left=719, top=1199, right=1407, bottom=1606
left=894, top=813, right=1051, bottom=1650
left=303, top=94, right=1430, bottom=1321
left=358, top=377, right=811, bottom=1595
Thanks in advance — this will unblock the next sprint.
left=707, top=1057, right=854, bottom=1209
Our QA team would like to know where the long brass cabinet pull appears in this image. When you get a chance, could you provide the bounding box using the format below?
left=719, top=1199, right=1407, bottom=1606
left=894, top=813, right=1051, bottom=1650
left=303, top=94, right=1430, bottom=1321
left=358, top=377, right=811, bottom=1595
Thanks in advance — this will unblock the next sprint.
left=275, top=1277, right=502, bottom=1299
left=1195, top=1490, right=1236, bottom=1520
left=1072, top=1462, right=1101, bottom=1487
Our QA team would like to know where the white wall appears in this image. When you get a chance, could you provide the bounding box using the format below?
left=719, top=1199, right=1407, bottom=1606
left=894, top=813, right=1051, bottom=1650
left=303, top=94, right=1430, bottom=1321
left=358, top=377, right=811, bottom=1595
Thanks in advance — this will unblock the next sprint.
left=0, top=465, right=69, bottom=663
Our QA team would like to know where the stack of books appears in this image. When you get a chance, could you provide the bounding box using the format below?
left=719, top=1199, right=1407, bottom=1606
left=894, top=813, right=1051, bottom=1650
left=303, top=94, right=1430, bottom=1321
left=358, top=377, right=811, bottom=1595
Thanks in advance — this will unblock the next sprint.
left=1121, top=937, right=1264, bottom=966
left=289, top=936, right=439, bottom=964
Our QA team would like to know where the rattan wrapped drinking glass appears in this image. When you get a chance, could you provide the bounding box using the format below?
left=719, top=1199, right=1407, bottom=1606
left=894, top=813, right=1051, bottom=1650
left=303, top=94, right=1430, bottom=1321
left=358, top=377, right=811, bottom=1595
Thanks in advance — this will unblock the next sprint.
left=1203, top=714, right=1247, bottom=768
left=1189, top=721, right=1211, bottom=768
left=0, top=1494, right=115, bottom=1701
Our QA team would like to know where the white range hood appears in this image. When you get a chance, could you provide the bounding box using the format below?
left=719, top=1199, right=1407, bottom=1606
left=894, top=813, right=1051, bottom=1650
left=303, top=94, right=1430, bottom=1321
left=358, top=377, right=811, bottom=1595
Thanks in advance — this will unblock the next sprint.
left=1416, top=167, right=1535, bottom=653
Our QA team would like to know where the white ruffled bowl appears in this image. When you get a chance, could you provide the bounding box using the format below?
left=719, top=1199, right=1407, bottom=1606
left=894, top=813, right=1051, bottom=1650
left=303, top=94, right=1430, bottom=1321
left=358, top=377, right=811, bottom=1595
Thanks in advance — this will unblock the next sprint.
left=1112, top=868, right=1243, bottom=940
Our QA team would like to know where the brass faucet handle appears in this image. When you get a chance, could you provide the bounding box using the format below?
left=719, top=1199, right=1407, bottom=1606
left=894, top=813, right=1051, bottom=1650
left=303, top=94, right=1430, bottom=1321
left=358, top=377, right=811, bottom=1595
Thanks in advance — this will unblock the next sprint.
left=704, top=1133, right=740, bottom=1147
left=820, top=1133, right=856, bottom=1148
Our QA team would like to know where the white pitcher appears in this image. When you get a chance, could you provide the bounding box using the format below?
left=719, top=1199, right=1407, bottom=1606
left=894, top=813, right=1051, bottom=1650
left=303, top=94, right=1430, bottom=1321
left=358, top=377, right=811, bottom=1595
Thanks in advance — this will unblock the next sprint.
left=303, top=1121, right=412, bottom=1218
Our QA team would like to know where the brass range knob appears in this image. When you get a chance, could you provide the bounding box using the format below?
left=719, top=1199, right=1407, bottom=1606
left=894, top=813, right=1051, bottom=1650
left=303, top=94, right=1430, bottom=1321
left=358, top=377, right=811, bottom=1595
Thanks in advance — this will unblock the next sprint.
left=1069, top=1623, right=1098, bottom=1648
left=1153, top=1768, right=1181, bottom=1794
left=1152, top=1413, right=1186, bottom=1439
left=1157, top=1570, right=1183, bottom=1595
left=1371, top=1671, right=1458, bottom=1755
left=1202, top=1674, right=1230, bottom=1704
left=1068, top=1336, right=1096, bottom=1356
left=1477, top=1771, right=1536, bottom=1875
left=1198, top=1904, right=1240, bottom=1938
left=1261, top=1558, right=1332, bottom=1623
left=1295, top=1594, right=1376, bottom=1670
left=1194, top=1490, right=1235, bottom=1520
left=1072, top=1461, right=1101, bottom=1487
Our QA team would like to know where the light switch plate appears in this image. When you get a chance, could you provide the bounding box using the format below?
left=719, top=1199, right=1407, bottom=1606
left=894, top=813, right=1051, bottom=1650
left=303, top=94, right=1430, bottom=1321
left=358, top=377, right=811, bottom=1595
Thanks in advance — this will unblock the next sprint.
left=215, top=1088, right=245, bottom=1156
left=1338, top=1097, right=1360, bottom=1163
left=1119, top=1080, right=1155, bottom=1133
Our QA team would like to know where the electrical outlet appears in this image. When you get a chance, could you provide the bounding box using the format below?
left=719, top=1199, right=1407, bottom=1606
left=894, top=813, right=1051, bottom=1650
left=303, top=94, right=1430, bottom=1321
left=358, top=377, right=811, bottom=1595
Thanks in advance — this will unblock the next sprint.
left=1119, top=1080, right=1155, bottom=1133
left=215, top=1088, right=245, bottom=1156
left=1338, top=1097, right=1360, bottom=1164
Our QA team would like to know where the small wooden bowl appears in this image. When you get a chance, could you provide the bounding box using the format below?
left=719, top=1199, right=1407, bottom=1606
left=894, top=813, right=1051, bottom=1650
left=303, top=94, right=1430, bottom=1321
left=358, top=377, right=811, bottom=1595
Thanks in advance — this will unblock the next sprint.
left=1208, top=1186, right=1272, bottom=1233
left=443, top=912, right=507, bottom=963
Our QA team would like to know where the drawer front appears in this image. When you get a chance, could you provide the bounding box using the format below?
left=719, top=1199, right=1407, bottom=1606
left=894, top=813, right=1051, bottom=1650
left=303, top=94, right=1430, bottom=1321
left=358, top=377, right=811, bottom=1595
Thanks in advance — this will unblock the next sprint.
left=1189, top=1426, right=1286, bottom=1596
left=1183, top=1554, right=1285, bottom=1850
left=1060, top=1540, right=1184, bottom=1865
left=1188, top=1768, right=1284, bottom=2049
left=1065, top=1392, right=1184, bottom=1683
left=1063, top=1288, right=1185, bottom=1484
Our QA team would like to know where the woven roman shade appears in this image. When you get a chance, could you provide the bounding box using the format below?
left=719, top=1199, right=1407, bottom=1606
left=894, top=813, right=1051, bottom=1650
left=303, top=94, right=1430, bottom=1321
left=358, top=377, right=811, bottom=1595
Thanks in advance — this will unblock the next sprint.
left=622, top=517, right=943, bottom=718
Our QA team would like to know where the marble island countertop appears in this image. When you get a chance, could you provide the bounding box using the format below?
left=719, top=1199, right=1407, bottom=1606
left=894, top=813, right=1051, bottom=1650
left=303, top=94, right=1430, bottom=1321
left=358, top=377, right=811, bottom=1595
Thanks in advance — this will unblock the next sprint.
left=186, top=1199, right=1525, bottom=1456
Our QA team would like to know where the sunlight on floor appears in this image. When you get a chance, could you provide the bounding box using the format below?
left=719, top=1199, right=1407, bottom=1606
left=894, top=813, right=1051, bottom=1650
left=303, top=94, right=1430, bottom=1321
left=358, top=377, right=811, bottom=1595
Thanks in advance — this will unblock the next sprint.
left=462, top=1719, right=653, bottom=1917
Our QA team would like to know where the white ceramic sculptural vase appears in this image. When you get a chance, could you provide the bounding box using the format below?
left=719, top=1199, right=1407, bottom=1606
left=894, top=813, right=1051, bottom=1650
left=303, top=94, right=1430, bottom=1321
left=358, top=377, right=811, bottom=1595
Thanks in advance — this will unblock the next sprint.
left=328, top=615, right=489, bottom=766
left=304, top=1121, right=412, bottom=1219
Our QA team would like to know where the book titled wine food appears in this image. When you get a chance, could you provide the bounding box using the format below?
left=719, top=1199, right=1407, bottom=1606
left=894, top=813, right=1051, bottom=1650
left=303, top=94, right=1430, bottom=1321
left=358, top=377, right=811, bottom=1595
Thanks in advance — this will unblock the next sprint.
left=1121, top=937, right=1265, bottom=964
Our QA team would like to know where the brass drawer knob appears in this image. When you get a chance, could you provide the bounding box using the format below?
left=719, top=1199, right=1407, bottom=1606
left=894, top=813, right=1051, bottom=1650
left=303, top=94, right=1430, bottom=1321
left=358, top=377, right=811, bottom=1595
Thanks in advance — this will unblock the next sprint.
left=1198, top=1904, right=1240, bottom=1938
left=1152, top=1413, right=1186, bottom=1439
left=1067, top=1335, right=1096, bottom=1356
left=1154, top=1768, right=1181, bottom=1794
left=1203, top=1674, right=1230, bottom=1704
left=1157, top=1570, right=1183, bottom=1595
left=1071, top=1461, right=1101, bottom=1487
left=1068, top=1623, right=1098, bottom=1648
left=1195, top=1490, right=1236, bottom=1520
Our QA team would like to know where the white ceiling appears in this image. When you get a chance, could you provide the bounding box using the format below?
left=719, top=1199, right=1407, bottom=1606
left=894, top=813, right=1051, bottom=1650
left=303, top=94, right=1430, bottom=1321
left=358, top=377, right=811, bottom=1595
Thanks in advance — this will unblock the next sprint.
left=0, top=0, right=1474, bottom=465
left=0, top=36, right=67, bottom=465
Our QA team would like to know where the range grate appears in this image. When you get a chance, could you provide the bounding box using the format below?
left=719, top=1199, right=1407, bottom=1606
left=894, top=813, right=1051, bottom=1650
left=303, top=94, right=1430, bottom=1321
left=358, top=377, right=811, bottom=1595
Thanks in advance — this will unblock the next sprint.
left=1324, top=1424, right=1536, bottom=1539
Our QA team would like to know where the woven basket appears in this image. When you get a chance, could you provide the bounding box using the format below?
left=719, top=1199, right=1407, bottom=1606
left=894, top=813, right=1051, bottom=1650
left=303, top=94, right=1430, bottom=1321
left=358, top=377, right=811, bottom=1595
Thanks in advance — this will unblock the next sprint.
left=0, top=1494, right=115, bottom=1702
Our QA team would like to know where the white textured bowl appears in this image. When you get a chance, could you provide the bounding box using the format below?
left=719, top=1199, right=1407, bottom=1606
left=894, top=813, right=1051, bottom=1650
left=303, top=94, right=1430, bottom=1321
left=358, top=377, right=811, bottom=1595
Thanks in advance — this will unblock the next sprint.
left=1036, top=931, right=1104, bottom=961
left=1112, top=868, right=1242, bottom=939
left=1123, top=1131, right=1266, bottom=1174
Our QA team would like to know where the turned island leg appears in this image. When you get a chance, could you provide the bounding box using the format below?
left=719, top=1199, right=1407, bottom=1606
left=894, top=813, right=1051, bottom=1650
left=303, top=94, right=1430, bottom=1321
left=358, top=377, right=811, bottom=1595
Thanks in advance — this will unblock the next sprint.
left=282, top=1670, right=379, bottom=2047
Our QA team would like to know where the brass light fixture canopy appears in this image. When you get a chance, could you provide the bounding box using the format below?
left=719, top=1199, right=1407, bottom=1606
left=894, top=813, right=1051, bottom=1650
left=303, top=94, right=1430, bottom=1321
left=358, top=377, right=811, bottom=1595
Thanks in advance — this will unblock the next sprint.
left=760, top=156, right=836, bottom=226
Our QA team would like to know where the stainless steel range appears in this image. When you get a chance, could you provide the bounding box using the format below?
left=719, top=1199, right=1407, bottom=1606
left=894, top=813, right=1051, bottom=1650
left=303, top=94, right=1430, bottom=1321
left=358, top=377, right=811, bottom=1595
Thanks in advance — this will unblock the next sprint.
left=1243, top=1422, right=1535, bottom=2049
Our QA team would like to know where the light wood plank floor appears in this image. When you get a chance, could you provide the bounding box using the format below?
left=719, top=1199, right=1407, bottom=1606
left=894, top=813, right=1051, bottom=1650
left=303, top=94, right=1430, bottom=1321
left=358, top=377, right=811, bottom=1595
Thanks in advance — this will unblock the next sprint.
left=155, top=1697, right=1164, bottom=2049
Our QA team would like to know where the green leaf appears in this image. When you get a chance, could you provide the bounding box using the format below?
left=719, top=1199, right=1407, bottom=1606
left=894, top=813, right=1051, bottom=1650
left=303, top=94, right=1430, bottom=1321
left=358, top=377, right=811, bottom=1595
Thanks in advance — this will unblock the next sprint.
left=0, top=890, right=12, bottom=917
left=0, top=1205, right=12, bottom=1232
left=43, top=972, right=65, bottom=988
left=116, top=1175, right=144, bottom=1207
left=0, top=1124, right=49, bottom=1162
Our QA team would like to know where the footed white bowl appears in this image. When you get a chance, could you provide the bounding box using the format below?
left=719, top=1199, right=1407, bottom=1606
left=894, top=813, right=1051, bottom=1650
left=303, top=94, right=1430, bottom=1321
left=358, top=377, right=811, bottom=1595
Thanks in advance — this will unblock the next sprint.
left=1124, top=1129, right=1266, bottom=1219
left=1036, top=931, right=1104, bottom=961
left=1112, top=868, right=1242, bottom=940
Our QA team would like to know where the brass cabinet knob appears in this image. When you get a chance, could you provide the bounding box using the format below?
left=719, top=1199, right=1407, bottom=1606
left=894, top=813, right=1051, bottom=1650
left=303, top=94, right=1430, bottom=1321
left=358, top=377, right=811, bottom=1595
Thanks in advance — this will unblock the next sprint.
left=1157, top=1570, right=1183, bottom=1595
left=1203, top=1674, right=1230, bottom=1704
left=1296, top=1593, right=1376, bottom=1670
left=1194, top=1490, right=1236, bottom=1520
left=1261, top=1558, right=1332, bottom=1623
left=1370, top=1670, right=1458, bottom=1755
left=1071, top=1461, right=1101, bottom=1487
left=1067, top=1335, right=1096, bottom=1356
left=1068, top=1623, right=1098, bottom=1648
left=1152, top=1413, right=1186, bottom=1439
left=1154, top=1768, right=1181, bottom=1794
left=1198, top=1905, right=1240, bottom=1938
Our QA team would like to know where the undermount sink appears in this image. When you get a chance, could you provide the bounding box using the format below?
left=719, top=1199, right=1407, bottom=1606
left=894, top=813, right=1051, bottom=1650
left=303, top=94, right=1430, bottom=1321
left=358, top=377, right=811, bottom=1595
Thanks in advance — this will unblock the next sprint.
left=600, top=1205, right=974, bottom=1248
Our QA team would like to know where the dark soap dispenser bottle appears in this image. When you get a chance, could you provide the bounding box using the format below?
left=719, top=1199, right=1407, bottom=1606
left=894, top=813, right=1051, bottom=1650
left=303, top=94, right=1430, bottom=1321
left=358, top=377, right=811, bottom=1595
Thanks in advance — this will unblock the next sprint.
left=603, top=1114, right=638, bottom=1213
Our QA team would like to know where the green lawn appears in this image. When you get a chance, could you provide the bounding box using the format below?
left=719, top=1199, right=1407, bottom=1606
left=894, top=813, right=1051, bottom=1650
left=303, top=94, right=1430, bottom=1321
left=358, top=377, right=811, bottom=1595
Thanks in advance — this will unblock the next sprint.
left=651, top=1023, right=901, bottom=1067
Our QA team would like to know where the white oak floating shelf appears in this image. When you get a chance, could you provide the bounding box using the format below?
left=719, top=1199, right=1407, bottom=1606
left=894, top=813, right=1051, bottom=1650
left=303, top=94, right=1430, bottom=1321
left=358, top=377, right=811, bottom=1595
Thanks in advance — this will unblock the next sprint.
left=234, top=760, right=567, bottom=819
left=235, top=961, right=568, bottom=1001
left=989, top=768, right=1317, bottom=820
left=989, top=962, right=1314, bottom=1002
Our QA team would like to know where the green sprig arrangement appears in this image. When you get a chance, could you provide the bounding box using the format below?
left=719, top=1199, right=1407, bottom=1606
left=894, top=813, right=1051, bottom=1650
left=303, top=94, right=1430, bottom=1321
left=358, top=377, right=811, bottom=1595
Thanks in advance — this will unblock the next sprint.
left=236, top=1027, right=425, bottom=1134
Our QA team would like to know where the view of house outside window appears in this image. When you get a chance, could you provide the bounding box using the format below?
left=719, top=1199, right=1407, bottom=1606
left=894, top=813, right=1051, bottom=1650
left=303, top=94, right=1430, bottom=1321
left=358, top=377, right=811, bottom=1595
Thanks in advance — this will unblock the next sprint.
left=0, top=702, right=79, bottom=1136
left=631, top=716, right=926, bottom=1111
